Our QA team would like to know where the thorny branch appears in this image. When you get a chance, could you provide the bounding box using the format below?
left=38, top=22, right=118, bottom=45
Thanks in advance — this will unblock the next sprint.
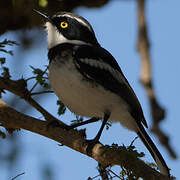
left=137, top=0, right=176, bottom=159
left=98, top=164, right=109, bottom=180
left=0, top=99, right=171, bottom=180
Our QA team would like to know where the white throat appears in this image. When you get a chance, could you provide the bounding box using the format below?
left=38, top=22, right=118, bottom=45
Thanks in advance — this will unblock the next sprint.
left=45, top=22, right=89, bottom=49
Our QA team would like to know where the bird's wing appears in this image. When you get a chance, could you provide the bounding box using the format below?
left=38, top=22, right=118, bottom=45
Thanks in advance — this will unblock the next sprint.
left=73, top=44, right=147, bottom=127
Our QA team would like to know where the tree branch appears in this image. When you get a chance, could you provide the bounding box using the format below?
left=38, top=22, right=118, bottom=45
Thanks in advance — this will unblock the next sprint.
left=0, top=77, right=58, bottom=122
left=136, top=0, right=176, bottom=159
left=0, top=99, right=171, bottom=180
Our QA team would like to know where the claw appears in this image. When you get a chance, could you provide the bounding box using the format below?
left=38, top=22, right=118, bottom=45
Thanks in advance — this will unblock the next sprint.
left=85, top=138, right=100, bottom=155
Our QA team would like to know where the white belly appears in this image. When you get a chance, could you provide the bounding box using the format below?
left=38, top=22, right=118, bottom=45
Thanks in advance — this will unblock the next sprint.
left=49, top=59, right=138, bottom=131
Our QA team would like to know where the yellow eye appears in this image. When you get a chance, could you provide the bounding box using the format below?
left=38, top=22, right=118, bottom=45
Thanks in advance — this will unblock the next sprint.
left=60, top=21, right=68, bottom=29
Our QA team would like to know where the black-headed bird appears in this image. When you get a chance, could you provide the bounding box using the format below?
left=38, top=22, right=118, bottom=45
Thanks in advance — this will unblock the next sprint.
left=34, top=10, right=170, bottom=177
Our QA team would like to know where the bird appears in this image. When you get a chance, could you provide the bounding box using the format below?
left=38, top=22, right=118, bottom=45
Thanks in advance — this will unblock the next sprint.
left=34, top=10, right=170, bottom=177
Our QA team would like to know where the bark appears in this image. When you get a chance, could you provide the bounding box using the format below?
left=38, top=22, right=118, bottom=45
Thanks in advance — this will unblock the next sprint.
left=0, top=99, right=171, bottom=180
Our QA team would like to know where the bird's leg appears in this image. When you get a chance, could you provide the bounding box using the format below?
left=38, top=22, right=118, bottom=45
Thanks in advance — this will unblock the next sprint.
left=92, top=113, right=110, bottom=142
left=86, top=112, right=110, bottom=154
left=47, top=117, right=100, bottom=131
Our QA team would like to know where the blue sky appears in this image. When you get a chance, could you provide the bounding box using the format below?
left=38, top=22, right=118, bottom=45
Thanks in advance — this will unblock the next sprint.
left=1, top=0, right=180, bottom=179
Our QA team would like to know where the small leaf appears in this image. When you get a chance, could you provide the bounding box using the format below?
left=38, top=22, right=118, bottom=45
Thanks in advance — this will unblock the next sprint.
left=30, top=66, right=44, bottom=75
left=70, top=116, right=83, bottom=125
left=0, top=48, right=13, bottom=55
left=39, top=0, right=48, bottom=7
left=0, top=39, right=18, bottom=46
left=0, top=130, right=6, bottom=139
left=57, top=100, right=66, bottom=116
left=105, top=121, right=112, bottom=130
left=0, top=89, right=6, bottom=98
left=87, top=177, right=92, bottom=180
left=0, top=39, right=18, bottom=56
left=1, top=67, right=11, bottom=79
left=43, top=82, right=50, bottom=89
left=0, top=58, right=6, bottom=65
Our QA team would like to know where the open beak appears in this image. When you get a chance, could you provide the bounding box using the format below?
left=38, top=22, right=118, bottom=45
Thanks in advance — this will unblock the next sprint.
left=33, top=9, right=53, bottom=23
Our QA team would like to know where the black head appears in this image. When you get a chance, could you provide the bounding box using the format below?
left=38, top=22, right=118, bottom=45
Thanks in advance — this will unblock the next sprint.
left=34, top=10, right=99, bottom=48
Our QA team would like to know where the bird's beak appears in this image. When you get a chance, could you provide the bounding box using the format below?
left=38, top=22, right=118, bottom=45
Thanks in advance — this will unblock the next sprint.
left=33, top=9, right=53, bottom=23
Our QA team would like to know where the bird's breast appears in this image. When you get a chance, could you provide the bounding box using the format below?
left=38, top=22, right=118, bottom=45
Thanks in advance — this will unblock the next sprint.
left=48, top=56, right=137, bottom=131
left=49, top=56, right=116, bottom=116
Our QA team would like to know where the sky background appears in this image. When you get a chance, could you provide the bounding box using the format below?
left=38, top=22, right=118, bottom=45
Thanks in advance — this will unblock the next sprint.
left=1, top=0, right=180, bottom=179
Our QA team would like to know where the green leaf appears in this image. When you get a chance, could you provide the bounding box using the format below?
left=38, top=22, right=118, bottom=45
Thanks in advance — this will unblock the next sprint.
left=30, top=66, right=50, bottom=90
left=39, top=0, right=48, bottom=7
left=57, top=100, right=66, bottom=116
left=0, top=89, right=6, bottom=98
left=0, top=39, right=18, bottom=56
left=0, top=39, right=18, bottom=46
left=0, top=49, right=13, bottom=55
left=105, top=121, right=112, bottom=130
left=31, top=66, right=44, bottom=75
left=0, top=130, right=6, bottom=139
left=1, top=67, right=11, bottom=79
left=70, top=116, right=83, bottom=125
left=0, top=58, right=6, bottom=65
left=42, top=82, right=50, bottom=89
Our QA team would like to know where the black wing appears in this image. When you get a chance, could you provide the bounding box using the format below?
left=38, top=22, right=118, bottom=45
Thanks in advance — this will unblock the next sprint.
left=73, top=44, right=147, bottom=127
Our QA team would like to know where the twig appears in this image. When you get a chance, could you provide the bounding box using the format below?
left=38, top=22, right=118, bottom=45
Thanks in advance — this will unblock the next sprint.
left=108, top=169, right=121, bottom=179
left=25, top=76, right=36, bottom=81
left=136, top=0, right=176, bottom=159
left=26, top=76, right=49, bottom=81
left=11, top=172, right=25, bottom=180
left=98, top=164, right=109, bottom=180
left=90, top=174, right=100, bottom=180
left=0, top=77, right=58, bottom=122
left=129, top=136, right=138, bottom=147
left=29, top=66, right=48, bottom=93
left=31, top=90, right=54, bottom=96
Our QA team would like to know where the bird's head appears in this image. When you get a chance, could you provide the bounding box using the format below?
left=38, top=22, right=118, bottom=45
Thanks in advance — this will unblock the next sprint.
left=34, top=10, right=99, bottom=49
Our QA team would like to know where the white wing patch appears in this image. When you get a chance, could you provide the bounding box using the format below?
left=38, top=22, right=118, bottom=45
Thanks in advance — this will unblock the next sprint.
left=79, top=58, right=128, bottom=85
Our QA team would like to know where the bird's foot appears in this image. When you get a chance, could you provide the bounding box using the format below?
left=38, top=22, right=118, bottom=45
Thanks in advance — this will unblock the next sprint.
left=85, top=138, right=101, bottom=155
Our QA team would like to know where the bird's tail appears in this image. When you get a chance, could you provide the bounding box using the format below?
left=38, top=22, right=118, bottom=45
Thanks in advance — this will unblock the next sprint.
left=136, top=122, right=170, bottom=177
